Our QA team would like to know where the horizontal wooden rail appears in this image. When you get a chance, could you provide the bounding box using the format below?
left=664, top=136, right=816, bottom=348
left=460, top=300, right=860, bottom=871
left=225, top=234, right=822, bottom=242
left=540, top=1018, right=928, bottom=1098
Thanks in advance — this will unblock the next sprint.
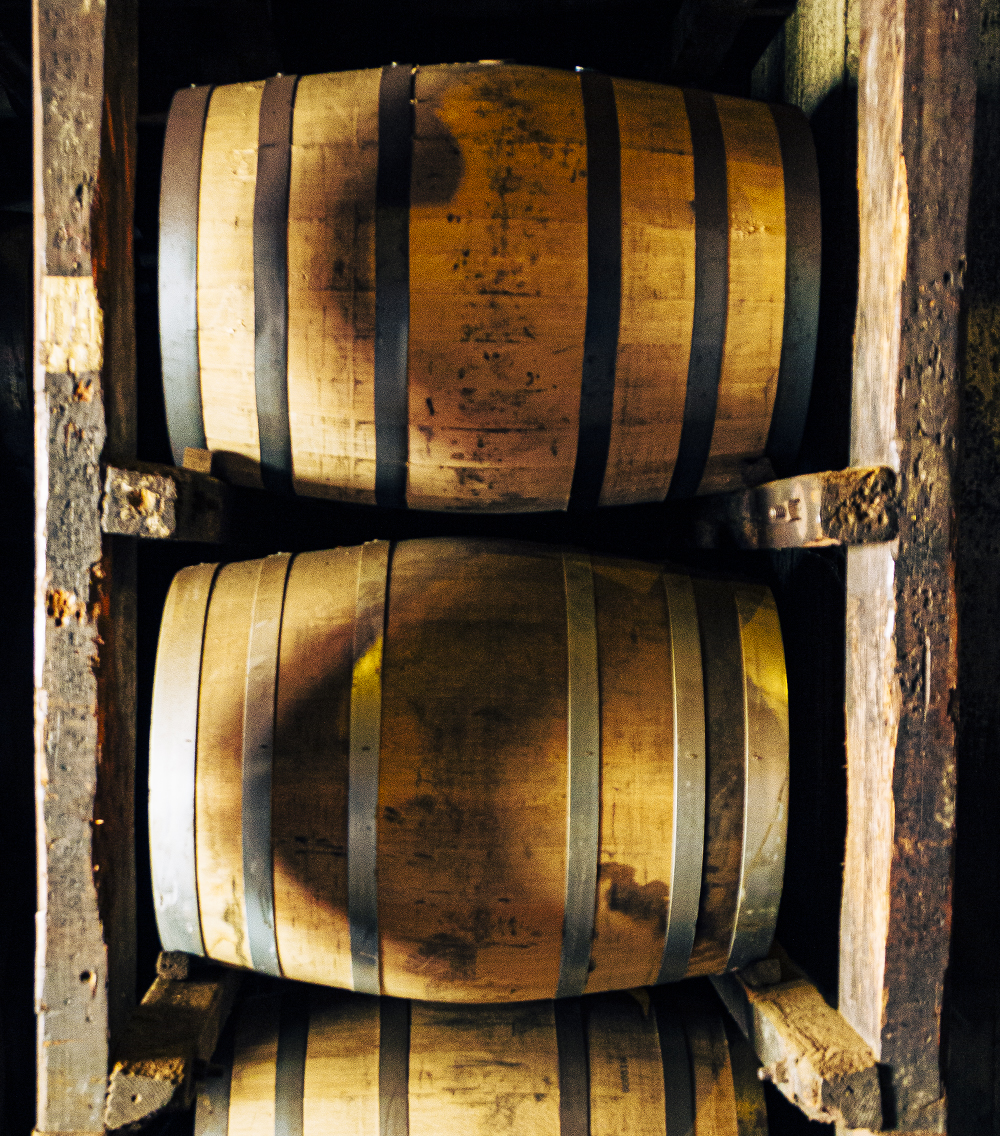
left=101, top=457, right=899, bottom=551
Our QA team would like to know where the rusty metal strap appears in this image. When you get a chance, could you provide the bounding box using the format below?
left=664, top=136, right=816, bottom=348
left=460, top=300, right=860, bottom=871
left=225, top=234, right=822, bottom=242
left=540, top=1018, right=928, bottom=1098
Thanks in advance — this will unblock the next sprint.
left=657, top=572, right=706, bottom=984
left=379, top=997, right=410, bottom=1136
left=555, top=998, right=591, bottom=1136
left=668, top=90, right=729, bottom=499
left=374, top=64, right=415, bottom=509
left=254, top=74, right=299, bottom=494
left=765, top=104, right=821, bottom=477
left=569, top=69, right=622, bottom=513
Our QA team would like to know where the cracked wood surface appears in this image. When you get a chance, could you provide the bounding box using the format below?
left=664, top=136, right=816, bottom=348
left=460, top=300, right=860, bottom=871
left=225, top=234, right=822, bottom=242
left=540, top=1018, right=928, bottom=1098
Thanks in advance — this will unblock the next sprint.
left=677, top=465, right=897, bottom=550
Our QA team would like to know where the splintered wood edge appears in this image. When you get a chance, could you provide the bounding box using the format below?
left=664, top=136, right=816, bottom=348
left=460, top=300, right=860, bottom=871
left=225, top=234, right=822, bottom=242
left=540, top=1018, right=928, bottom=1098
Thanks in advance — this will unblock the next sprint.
left=103, top=966, right=242, bottom=1130
left=711, top=959, right=882, bottom=1131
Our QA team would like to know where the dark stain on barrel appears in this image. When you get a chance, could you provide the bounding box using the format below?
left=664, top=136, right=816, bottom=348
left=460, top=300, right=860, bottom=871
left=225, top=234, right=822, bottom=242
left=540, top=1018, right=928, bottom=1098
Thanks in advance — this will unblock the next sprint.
left=600, top=862, right=669, bottom=935
left=417, top=932, right=477, bottom=980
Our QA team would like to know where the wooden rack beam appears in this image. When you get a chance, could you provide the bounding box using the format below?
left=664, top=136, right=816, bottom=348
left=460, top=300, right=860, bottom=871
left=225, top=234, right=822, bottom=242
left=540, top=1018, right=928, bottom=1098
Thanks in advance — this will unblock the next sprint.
left=838, top=0, right=973, bottom=1129
left=100, top=459, right=899, bottom=551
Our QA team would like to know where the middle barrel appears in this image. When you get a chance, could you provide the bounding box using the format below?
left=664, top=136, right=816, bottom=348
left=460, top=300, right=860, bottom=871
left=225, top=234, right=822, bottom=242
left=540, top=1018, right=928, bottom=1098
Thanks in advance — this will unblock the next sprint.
left=150, top=539, right=788, bottom=1001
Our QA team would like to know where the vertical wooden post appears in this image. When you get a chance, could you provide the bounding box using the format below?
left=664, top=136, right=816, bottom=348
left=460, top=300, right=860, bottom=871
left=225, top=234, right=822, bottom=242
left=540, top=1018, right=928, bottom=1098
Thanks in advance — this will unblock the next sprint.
left=841, top=0, right=974, bottom=1129
left=33, top=0, right=137, bottom=1129
left=761, top=0, right=973, bottom=1128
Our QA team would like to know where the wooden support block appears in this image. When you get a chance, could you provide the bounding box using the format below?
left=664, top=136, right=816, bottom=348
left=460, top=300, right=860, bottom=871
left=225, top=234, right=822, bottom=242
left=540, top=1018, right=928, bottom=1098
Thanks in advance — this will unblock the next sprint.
left=101, top=462, right=230, bottom=543
left=680, top=465, right=897, bottom=550
left=711, top=950, right=882, bottom=1131
left=103, top=955, right=242, bottom=1131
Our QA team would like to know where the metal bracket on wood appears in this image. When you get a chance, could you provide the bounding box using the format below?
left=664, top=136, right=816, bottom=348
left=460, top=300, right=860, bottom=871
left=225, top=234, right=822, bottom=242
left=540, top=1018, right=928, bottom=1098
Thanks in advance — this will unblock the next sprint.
left=679, top=465, right=898, bottom=550
left=711, top=947, right=883, bottom=1131
left=103, top=952, right=242, bottom=1131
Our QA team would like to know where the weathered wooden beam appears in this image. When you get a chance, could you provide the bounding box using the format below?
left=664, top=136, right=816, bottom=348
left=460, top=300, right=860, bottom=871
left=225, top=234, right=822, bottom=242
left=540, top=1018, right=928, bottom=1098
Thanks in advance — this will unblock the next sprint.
left=102, top=459, right=898, bottom=552
left=680, top=465, right=897, bottom=550
left=945, top=0, right=1000, bottom=1131
left=104, top=953, right=242, bottom=1131
left=34, top=0, right=138, bottom=1129
left=712, top=951, right=881, bottom=1131
left=837, top=0, right=974, bottom=1129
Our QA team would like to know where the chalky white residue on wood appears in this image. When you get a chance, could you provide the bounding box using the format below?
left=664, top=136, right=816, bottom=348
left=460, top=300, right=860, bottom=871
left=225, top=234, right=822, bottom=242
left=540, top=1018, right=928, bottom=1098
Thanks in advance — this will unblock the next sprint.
left=41, top=275, right=104, bottom=374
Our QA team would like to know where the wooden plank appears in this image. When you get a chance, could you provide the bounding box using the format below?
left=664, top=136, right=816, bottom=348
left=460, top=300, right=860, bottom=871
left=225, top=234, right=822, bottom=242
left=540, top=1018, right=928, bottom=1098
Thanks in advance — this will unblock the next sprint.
left=93, top=0, right=138, bottom=1055
left=757, top=0, right=971, bottom=1127
left=104, top=953, right=242, bottom=1131
left=0, top=135, right=36, bottom=1136
left=838, top=0, right=975, bottom=1130
left=33, top=0, right=137, bottom=1129
left=712, top=950, right=881, bottom=1131
left=101, top=462, right=230, bottom=543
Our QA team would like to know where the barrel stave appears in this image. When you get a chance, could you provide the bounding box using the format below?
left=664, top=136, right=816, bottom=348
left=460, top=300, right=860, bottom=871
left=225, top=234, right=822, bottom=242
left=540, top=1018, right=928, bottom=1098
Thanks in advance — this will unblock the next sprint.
left=407, top=65, right=589, bottom=512
left=586, top=557, right=675, bottom=994
left=287, top=69, right=381, bottom=504
left=603, top=79, right=694, bottom=507
left=196, top=557, right=261, bottom=969
left=701, top=96, right=787, bottom=496
left=272, top=546, right=358, bottom=988
left=378, top=540, right=570, bottom=1001
left=197, top=80, right=266, bottom=484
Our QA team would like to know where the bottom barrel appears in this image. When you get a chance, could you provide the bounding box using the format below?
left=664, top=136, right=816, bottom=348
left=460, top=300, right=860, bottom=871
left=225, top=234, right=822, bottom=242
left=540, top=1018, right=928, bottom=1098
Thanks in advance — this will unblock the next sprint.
left=196, top=986, right=767, bottom=1136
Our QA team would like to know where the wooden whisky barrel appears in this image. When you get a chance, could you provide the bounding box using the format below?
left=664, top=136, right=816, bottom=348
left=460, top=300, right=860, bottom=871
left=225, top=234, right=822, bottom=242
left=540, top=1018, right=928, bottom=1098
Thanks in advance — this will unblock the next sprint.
left=159, top=63, right=820, bottom=511
left=149, top=539, right=788, bottom=1001
left=194, top=986, right=768, bottom=1136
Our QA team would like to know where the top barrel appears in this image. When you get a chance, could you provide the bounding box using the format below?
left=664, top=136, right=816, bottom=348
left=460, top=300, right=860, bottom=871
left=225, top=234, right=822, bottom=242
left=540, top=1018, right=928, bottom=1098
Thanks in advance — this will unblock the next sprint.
left=160, top=63, right=819, bottom=511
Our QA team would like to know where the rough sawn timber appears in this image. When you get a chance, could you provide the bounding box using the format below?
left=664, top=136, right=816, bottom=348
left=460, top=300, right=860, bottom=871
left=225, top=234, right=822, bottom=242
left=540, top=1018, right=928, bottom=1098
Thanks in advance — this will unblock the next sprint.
left=839, top=0, right=974, bottom=1128
left=101, top=461, right=230, bottom=543
left=100, top=459, right=899, bottom=551
left=678, top=465, right=898, bottom=550
left=33, top=0, right=137, bottom=1131
left=103, top=954, right=242, bottom=1131
left=712, top=952, right=881, bottom=1130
